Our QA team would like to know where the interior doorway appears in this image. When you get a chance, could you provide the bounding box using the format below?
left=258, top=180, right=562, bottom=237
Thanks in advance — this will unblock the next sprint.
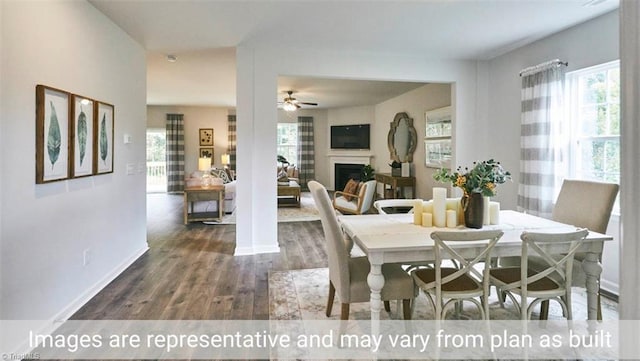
left=146, top=129, right=167, bottom=193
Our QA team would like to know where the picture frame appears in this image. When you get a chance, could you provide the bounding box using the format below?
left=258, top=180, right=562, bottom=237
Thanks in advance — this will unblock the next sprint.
left=425, top=138, right=452, bottom=168
left=36, top=85, right=70, bottom=183
left=425, top=106, right=452, bottom=168
left=94, top=101, right=114, bottom=174
left=199, top=128, right=214, bottom=146
left=199, top=147, right=214, bottom=159
left=70, top=95, right=94, bottom=178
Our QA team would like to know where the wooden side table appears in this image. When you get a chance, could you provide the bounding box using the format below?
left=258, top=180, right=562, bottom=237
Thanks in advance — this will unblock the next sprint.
left=183, top=185, right=225, bottom=224
left=374, top=173, right=416, bottom=199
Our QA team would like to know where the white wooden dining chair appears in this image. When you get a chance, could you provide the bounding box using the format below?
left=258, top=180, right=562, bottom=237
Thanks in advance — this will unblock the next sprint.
left=373, top=199, right=416, bottom=214
left=490, top=229, right=589, bottom=320
left=412, top=230, right=503, bottom=320
left=308, top=180, right=417, bottom=320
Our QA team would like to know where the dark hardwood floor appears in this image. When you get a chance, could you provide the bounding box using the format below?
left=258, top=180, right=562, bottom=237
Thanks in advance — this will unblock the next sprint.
left=71, top=193, right=327, bottom=321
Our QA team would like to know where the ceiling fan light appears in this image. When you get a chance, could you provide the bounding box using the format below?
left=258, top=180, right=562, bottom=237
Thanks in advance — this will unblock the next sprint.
left=283, top=102, right=297, bottom=112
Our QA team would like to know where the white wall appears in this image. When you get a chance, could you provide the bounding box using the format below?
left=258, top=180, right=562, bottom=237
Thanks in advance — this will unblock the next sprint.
left=487, top=10, right=620, bottom=294
left=236, top=45, right=482, bottom=255
left=0, top=0, right=147, bottom=330
left=375, top=83, right=451, bottom=199
left=147, top=105, right=231, bottom=172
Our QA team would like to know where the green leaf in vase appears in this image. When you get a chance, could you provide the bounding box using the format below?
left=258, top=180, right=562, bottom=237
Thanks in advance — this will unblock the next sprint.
left=47, top=101, right=61, bottom=169
left=77, top=108, right=87, bottom=166
left=100, top=113, right=108, bottom=164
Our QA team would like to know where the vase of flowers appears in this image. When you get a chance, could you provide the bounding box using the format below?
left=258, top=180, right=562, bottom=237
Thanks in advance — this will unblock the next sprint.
left=433, top=159, right=511, bottom=229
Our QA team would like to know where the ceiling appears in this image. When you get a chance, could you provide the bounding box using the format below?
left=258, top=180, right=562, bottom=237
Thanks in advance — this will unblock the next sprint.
left=90, top=0, right=619, bottom=108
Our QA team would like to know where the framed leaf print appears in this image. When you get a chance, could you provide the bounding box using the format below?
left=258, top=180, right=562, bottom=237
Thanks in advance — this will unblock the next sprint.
left=199, top=147, right=214, bottom=158
left=36, top=85, right=70, bottom=183
left=70, top=95, right=94, bottom=178
left=94, top=101, right=114, bottom=174
left=199, top=128, right=213, bottom=146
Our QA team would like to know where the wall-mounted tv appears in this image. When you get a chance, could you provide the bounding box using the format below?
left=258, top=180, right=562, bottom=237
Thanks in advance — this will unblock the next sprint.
left=330, top=124, right=370, bottom=150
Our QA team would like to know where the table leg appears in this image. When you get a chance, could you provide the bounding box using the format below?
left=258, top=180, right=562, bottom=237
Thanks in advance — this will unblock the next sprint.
left=183, top=193, right=188, bottom=224
left=367, top=261, right=385, bottom=335
left=218, top=191, right=223, bottom=221
left=582, top=251, right=602, bottom=320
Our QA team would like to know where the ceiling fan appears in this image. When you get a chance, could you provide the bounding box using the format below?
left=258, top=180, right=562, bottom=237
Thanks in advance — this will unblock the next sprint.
left=278, top=90, right=318, bottom=111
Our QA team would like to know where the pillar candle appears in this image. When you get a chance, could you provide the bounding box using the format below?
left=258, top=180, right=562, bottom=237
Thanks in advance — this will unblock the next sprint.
left=413, top=199, right=423, bottom=225
left=446, top=197, right=459, bottom=211
left=422, top=200, right=433, bottom=214
left=483, top=196, right=491, bottom=225
left=489, top=201, right=500, bottom=225
left=422, top=212, right=433, bottom=227
left=446, top=210, right=457, bottom=228
left=433, top=187, right=447, bottom=228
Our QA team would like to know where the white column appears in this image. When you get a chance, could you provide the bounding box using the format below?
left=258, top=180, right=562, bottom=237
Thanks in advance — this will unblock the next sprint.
left=620, top=0, right=640, bottom=321
left=235, top=46, right=280, bottom=255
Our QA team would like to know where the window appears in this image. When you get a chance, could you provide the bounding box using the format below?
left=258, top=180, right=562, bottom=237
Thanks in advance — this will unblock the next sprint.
left=277, top=123, right=298, bottom=164
left=146, top=129, right=167, bottom=193
left=565, top=60, right=620, bottom=209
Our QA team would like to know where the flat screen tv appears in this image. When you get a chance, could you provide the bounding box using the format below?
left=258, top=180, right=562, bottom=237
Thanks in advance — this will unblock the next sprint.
left=330, top=124, right=370, bottom=149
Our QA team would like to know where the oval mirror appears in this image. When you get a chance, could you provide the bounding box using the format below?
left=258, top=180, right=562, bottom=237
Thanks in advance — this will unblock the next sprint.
left=387, top=112, right=417, bottom=163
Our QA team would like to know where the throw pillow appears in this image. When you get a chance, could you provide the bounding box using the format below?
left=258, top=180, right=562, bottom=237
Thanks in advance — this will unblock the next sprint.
left=342, top=179, right=359, bottom=201
left=210, top=168, right=231, bottom=184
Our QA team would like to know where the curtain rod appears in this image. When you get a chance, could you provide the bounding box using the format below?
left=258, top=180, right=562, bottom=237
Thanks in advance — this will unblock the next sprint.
left=519, top=59, right=568, bottom=77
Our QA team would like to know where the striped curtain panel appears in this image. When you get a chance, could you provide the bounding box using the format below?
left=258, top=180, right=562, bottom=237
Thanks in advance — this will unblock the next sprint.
left=297, top=116, right=315, bottom=191
left=166, top=113, right=185, bottom=193
left=517, top=62, right=566, bottom=217
left=227, top=115, right=236, bottom=171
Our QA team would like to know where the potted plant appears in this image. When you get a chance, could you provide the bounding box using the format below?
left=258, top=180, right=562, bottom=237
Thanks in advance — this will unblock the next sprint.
left=433, top=159, right=511, bottom=228
left=361, top=164, right=375, bottom=181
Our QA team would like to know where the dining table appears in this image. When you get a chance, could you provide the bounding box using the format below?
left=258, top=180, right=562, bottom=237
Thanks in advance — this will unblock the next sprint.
left=338, top=210, right=613, bottom=322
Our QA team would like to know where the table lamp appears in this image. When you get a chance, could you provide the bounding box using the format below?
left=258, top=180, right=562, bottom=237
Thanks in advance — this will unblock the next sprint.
left=198, top=157, right=212, bottom=187
left=221, top=153, right=230, bottom=168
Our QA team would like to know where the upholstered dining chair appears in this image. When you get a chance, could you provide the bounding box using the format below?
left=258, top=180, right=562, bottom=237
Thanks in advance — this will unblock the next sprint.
left=412, top=230, right=503, bottom=320
left=501, top=179, right=618, bottom=319
left=309, top=180, right=416, bottom=320
left=491, top=229, right=589, bottom=320
left=333, top=179, right=377, bottom=215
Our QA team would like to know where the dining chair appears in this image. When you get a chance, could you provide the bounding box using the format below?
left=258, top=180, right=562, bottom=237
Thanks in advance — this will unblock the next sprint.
left=490, top=229, right=589, bottom=320
left=373, top=199, right=416, bottom=214
left=333, top=179, right=377, bottom=215
left=500, top=179, right=618, bottom=319
left=411, top=230, right=503, bottom=320
left=308, top=180, right=416, bottom=320
left=548, top=179, right=618, bottom=319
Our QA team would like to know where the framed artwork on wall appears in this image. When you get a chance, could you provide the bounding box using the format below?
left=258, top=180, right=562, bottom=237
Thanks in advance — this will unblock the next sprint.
left=36, top=85, right=70, bottom=183
left=424, top=106, right=452, bottom=168
left=70, top=95, right=94, bottom=178
left=199, top=128, right=213, bottom=146
left=94, top=101, right=114, bottom=174
left=199, top=147, right=214, bottom=159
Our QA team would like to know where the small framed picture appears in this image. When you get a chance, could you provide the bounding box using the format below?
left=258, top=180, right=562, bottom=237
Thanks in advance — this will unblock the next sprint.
left=199, top=147, right=214, bottom=159
left=199, top=128, right=213, bottom=146
left=36, top=85, right=70, bottom=183
left=70, top=95, right=94, bottom=178
left=94, top=101, right=114, bottom=174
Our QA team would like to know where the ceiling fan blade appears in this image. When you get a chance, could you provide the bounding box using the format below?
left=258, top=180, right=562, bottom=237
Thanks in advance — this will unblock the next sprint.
left=299, top=102, right=318, bottom=106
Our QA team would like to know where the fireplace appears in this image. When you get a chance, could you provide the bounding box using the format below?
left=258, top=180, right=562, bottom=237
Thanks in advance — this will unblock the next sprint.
left=335, top=163, right=365, bottom=191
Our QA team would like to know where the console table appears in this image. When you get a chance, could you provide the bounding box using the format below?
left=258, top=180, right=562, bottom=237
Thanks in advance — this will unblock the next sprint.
left=374, top=173, right=416, bottom=199
left=183, top=185, right=225, bottom=224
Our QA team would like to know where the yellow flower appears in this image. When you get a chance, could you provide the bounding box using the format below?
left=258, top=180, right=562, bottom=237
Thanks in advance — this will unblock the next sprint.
left=455, top=175, right=466, bottom=188
left=486, top=182, right=495, bottom=191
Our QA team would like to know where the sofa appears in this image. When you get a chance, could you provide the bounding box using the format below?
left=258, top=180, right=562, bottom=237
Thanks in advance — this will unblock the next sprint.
left=185, top=169, right=236, bottom=214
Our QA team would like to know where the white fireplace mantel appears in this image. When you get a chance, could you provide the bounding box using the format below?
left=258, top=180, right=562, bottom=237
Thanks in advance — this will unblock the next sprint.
left=328, top=153, right=375, bottom=190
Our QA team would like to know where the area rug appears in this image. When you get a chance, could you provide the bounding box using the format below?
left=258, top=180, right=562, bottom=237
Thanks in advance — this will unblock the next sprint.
left=219, top=192, right=320, bottom=224
left=269, top=268, right=618, bottom=321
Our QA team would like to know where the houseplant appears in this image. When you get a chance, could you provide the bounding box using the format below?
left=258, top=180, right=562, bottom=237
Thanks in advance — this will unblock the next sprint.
left=433, top=159, right=511, bottom=228
left=360, top=164, right=375, bottom=181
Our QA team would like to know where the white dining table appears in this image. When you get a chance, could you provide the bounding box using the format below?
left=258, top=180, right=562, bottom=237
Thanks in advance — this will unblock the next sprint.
left=338, top=210, right=613, bottom=321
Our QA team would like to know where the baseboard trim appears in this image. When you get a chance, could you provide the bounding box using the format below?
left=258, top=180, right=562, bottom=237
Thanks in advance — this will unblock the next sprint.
left=53, top=245, right=149, bottom=322
left=600, top=279, right=619, bottom=298
left=7, top=245, right=149, bottom=356
left=600, top=287, right=619, bottom=302
left=234, top=245, right=280, bottom=256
